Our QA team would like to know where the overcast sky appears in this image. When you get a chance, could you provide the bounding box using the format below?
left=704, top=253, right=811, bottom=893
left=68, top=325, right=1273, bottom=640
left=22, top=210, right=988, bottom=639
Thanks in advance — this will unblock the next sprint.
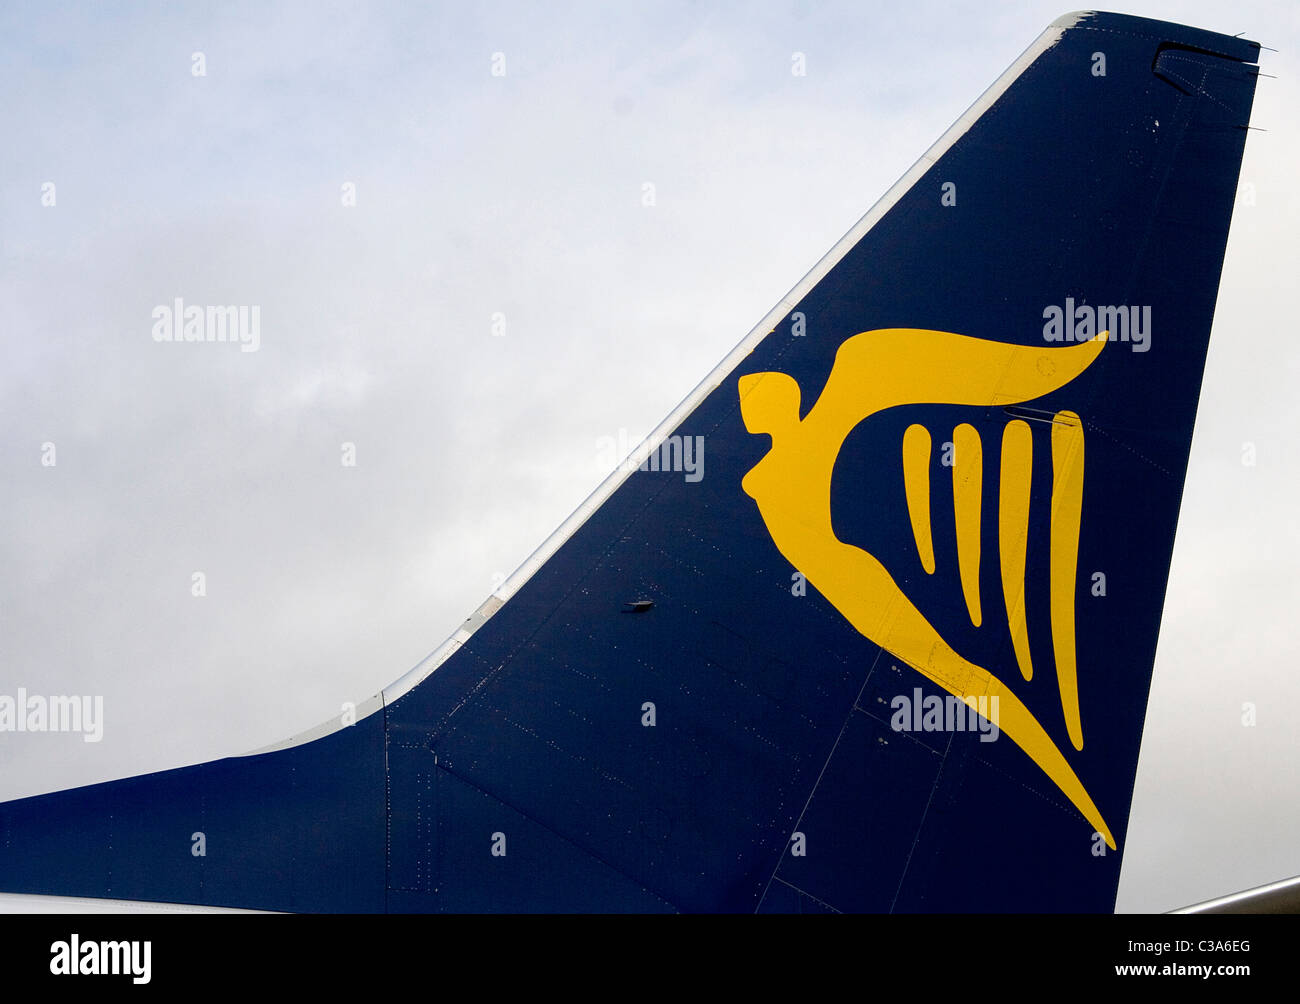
left=1, top=0, right=1297, bottom=914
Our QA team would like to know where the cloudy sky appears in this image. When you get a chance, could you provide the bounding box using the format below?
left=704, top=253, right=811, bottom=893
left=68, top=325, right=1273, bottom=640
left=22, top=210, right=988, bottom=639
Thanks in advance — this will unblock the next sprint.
left=1, top=0, right=1297, bottom=913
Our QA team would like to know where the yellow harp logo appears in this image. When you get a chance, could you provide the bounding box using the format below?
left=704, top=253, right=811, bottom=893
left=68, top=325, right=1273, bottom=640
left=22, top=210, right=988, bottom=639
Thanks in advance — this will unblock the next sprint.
left=739, top=327, right=1114, bottom=847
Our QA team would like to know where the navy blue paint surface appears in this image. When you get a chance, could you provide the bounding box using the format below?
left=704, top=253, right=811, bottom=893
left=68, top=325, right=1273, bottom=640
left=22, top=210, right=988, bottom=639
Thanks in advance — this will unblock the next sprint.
left=0, top=13, right=1259, bottom=912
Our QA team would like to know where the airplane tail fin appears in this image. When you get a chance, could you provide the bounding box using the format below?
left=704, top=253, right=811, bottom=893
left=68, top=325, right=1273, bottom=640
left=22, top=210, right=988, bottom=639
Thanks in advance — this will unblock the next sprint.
left=0, top=12, right=1260, bottom=912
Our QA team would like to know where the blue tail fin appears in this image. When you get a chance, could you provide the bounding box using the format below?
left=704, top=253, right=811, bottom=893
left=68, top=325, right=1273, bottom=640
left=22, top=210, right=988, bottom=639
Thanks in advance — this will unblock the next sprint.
left=0, top=12, right=1260, bottom=912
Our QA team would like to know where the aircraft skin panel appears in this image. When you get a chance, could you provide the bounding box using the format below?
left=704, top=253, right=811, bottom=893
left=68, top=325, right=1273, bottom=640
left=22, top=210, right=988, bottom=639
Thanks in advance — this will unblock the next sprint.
left=0, top=708, right=386, bottom=913
left=0, top=12, right=1260, bottom=913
